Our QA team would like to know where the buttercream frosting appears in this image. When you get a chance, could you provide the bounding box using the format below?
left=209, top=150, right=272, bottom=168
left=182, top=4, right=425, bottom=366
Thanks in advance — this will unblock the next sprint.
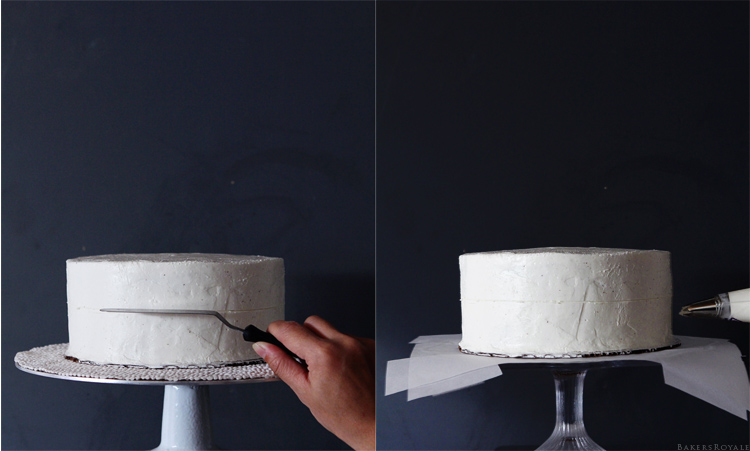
left=66, top=253, right=284, bottom=367
left=459, top=247, right=675, bottom=357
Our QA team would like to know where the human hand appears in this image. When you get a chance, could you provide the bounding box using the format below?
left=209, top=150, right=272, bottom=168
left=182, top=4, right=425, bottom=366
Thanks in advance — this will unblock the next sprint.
left=252, top=316, right=375, bottom=451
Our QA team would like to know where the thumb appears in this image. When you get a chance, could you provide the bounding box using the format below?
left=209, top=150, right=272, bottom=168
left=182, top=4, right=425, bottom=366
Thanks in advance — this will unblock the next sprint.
left=253, top=341, right=308, bottom=388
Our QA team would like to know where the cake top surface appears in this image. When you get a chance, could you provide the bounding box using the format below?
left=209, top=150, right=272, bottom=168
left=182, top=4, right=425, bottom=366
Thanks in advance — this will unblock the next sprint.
left=462, top=247, right=667, bottom=257
left=68, top=253, right=280, bottom=264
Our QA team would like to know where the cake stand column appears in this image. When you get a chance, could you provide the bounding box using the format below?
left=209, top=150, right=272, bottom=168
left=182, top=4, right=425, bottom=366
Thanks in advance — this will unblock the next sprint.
left=537, top=370, right=604, bottom=451
left=155, top=384, right=216, bottom=450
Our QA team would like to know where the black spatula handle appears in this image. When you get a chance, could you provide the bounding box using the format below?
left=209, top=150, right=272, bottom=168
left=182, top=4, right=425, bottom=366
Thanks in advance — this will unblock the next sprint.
left=243, top=325, right=306, bottom=367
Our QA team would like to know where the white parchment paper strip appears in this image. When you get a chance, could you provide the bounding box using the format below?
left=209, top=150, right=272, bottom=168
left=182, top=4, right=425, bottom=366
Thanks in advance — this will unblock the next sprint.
left=385, top=359, right=410, bottom=396
left=407, top=337, right=503, bottom=393
left=385, top=335, right=749, bottom=419
left=407, top=365, right=503, bottom=401
left=658, top=336, right=749, bottom=419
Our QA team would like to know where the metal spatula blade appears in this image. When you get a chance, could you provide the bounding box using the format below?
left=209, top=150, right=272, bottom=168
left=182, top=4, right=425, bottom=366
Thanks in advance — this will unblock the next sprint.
left=99, top=308, right=304, bottom=365
left=101, top=308, right=246, bottom=331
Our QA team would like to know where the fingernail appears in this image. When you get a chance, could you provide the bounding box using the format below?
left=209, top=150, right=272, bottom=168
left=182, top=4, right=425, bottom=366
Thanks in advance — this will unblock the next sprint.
left=252, top=342, right=268, bottom=358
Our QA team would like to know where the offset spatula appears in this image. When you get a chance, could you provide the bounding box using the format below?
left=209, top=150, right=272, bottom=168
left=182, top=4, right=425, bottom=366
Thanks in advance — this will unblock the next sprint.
left=100, top=308, right=304, bottom=365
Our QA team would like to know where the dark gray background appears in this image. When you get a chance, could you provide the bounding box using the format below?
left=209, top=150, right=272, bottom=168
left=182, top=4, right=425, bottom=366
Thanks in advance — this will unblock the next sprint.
left=376, top=2, right=748, bottom=450
left=3, top=2, right=374, bottom=449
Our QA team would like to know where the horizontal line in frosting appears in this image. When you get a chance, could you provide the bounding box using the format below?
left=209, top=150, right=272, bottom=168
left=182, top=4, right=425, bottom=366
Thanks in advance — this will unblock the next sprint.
left=461, top=297, right=669, bottom=304
left=74, top=306, right=281, bottom=313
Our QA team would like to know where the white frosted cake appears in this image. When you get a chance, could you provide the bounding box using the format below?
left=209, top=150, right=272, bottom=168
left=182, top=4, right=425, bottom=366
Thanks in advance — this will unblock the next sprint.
left=66, top=253, right=284, bottom=367
left=459, top=247, right=676, bottom=357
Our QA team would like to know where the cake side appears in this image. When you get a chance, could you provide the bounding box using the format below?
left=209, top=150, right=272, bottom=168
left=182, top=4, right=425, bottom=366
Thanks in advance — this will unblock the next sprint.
left=458, top=247, right=674, bottom=357
left=66, top=253, right=284, bottom=367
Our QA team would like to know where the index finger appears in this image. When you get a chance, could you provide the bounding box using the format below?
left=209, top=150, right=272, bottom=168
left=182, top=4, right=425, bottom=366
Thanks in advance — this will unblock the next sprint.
left=302, top=315, right=345, bottom=340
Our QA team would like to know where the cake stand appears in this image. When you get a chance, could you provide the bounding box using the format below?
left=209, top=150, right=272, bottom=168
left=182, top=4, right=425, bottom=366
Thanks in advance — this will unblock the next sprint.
left=456, top=339, right=683, bottom=451
left=394, top=335, right=748, bottom=450
left=15, top=343, right=278, bottom=450
left=502, top=359, right=660, bottom=451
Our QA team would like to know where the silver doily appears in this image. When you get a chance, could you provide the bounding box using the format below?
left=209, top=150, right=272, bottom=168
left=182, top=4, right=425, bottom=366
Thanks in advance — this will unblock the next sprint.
left=15, top=343, right=276, bottom=384
left=459, top=337, right=681, bottom=359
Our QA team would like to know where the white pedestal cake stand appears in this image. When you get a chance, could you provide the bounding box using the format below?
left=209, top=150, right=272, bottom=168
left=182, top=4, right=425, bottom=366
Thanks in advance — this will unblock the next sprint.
left=15, top=343, right=277, bottom=450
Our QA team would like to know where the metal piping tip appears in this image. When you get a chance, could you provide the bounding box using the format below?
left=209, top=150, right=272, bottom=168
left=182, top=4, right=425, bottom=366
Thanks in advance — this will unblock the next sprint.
left=679, top=297, right=721, bottom=318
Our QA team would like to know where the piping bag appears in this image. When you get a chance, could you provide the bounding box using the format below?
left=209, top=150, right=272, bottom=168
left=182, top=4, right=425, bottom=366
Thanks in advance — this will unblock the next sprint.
left=679, top=289, right=750, bottom=323
left=100, top=308, right=305, bottom=366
